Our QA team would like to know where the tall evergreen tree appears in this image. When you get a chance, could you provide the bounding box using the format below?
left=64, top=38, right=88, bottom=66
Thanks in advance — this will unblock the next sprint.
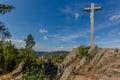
left=0, top=3, right=14, bottom=40
left=0, top=21, right=11, bottom=40
left=25, top=34, right=36, bottom=49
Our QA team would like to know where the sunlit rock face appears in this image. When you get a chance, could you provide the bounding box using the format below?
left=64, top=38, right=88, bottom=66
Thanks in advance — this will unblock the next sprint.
left=58, top=46, right=120, bottom=80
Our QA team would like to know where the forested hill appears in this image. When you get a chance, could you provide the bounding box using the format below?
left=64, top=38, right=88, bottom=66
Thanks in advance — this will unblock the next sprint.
left=34, top=51, right=69, bottom=56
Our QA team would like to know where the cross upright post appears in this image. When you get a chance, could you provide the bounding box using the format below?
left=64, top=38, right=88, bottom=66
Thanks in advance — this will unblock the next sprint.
left=84, top=3, right=101, bottom=46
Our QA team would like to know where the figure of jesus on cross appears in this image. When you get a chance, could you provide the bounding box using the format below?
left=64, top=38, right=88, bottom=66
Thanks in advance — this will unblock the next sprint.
left=84, top=3, right=101, bottom=46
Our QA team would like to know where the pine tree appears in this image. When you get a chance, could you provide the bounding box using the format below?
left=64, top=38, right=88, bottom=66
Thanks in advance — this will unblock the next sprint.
left=0, top=4, right=14, bottom=14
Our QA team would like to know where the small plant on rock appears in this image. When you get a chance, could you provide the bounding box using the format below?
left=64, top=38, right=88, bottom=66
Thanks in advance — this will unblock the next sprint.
left=78, top=45, right=91, bottom=58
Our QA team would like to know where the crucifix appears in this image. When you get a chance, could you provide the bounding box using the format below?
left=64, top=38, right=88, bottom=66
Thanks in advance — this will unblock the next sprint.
left=84, top=3, right=101, bottom=46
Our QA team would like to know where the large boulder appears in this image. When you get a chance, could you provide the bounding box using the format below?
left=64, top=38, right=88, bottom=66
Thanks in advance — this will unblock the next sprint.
left=88, top=45, right=98, bottom=57
left=95, top=49, right=118, bottom=68
left=79, top=57, right=88, bottom=67
left=58, top=48, right=78, bottom=73
left=79, top=45, right=98, bottom=67
left=59, top=65, right=75, bottom=80
left=57, top=47, right=79, bottom=80
left=90, top=48, right=106, bottom=65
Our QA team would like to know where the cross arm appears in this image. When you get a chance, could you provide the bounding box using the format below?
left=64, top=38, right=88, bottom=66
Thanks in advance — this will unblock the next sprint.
left=84, top=7, right=102, bottom=11
left=84, top=8, right=91, bottom=13
left=84, top=8, right=91, bottom=11
left=94, top=7, right=102, bottom=10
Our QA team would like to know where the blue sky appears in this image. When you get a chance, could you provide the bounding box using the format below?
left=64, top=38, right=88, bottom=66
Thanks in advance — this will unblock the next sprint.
left=0, top=0, right=120, bottom=51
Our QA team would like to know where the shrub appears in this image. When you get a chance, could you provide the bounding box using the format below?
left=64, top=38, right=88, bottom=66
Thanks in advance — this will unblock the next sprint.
left=24, top=64, right=46, bottom=80
left=50, top=54, right=67, bottom=66
left=78, top=45, right=91, bottom=58
left=36, top=57, right=44, bottom=65
left=107, top=73, right=112, bottom=77
left=2, top=41, right=19, bottom=72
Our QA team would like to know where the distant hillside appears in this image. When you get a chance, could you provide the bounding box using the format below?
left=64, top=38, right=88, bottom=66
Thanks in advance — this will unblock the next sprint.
left=34, top=51, right=69, bottom=56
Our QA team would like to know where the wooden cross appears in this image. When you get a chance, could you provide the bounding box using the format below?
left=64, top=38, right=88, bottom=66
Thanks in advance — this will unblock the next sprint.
left=84, top=3, right=101, bottom=46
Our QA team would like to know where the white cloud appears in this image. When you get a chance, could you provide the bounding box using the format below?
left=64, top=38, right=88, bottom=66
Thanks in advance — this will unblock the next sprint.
left=48, top=46, right=70, bottom=51
left=60, top=6, right=80, bottom=20
left=96, top=39, right=120, bottom=48
left=49, top=46, right=66, bottom=51
left=95, top=32, right=120, bottom=48
left=33, top=43, right=47, bottom=51
left=6, top=39, right=25, bottom=43
left=96, top=19, right=120, bottom=30
left=39, top=29, right=48, bottom=33
left=60, top=6, right=73, bottom=14
left=48, top=31, right=89, bottom=44
left=74, top=12, right=79, bottom=20
left=57, top=46, right=64, bottom=49
left=109, top=14, right=120, bottom=20
left=5, top=39, right=25, bottom=49
left=43, top=36, right=48, bottom=40
left=72, top=45, right=78, bottom=48
left=108, top=29, right=118, bottom=35
left=33, top=43, right=70, bottom=51
left=5, top=39, right=70, bottom=51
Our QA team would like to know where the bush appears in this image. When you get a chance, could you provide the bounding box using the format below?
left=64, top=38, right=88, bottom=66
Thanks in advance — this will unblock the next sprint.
left=24, top=64, right=46, bottom=80
left=50, top=54, right=67, bottom=66
left=78, top=45, right=91, bottom=58
left=107, top=73, right=112, bottom=77
left=2, top=41, right=19, bottom=72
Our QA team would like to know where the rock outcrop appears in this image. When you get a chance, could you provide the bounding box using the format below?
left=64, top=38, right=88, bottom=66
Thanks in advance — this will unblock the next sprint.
left=58, top=48, right=79, bottom=78
left=58, top=46, right=120, bottom=80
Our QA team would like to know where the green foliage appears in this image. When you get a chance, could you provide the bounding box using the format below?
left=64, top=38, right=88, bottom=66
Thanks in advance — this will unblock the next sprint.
left=0, top=42, right=4, bottom=67
left=50, top=53, right=67, bottom=66
left=19, top=48, right=36, bottom=71
left=0, top=3, right=14, bottom=40
left=25, top=34, right=35, bottom=49
left=0, top=4, right=14, bottom=15
left=36, top=57, right=44, bottom=65
left=0, top=21, right=11, bottom=40
left=78, top=45, right=91, bottom=58
left=0, top=3, right=14, bottom=71
left=0, top=33, right=36, bottom=74
left=0, top=2, right=39, bottom=75
left=19, top=33, right=36, bottom=70
left=107, top=72, right=112, bottom=77
left=24, top=64, right=46, bottom=80
left=2, top=41, right=19, bottom=72
left=19, top=48, right=35, bottom=60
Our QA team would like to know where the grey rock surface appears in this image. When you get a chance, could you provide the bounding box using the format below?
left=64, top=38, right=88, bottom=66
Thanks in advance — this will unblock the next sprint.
left=58, top=46, right=120, bottom=80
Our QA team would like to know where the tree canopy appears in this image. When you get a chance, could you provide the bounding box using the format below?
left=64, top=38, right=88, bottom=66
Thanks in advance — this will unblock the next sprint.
left=0, top=21, right=11, bottom=40
left=25, top=34, right=36, bottom=49
left=0, top=3, right=14, bottom=40
left=0, top=4, right=14, bottom=15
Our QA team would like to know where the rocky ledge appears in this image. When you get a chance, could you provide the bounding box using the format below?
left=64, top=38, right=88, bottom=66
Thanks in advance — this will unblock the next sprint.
left=58, top=45, right=120, bottom=80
